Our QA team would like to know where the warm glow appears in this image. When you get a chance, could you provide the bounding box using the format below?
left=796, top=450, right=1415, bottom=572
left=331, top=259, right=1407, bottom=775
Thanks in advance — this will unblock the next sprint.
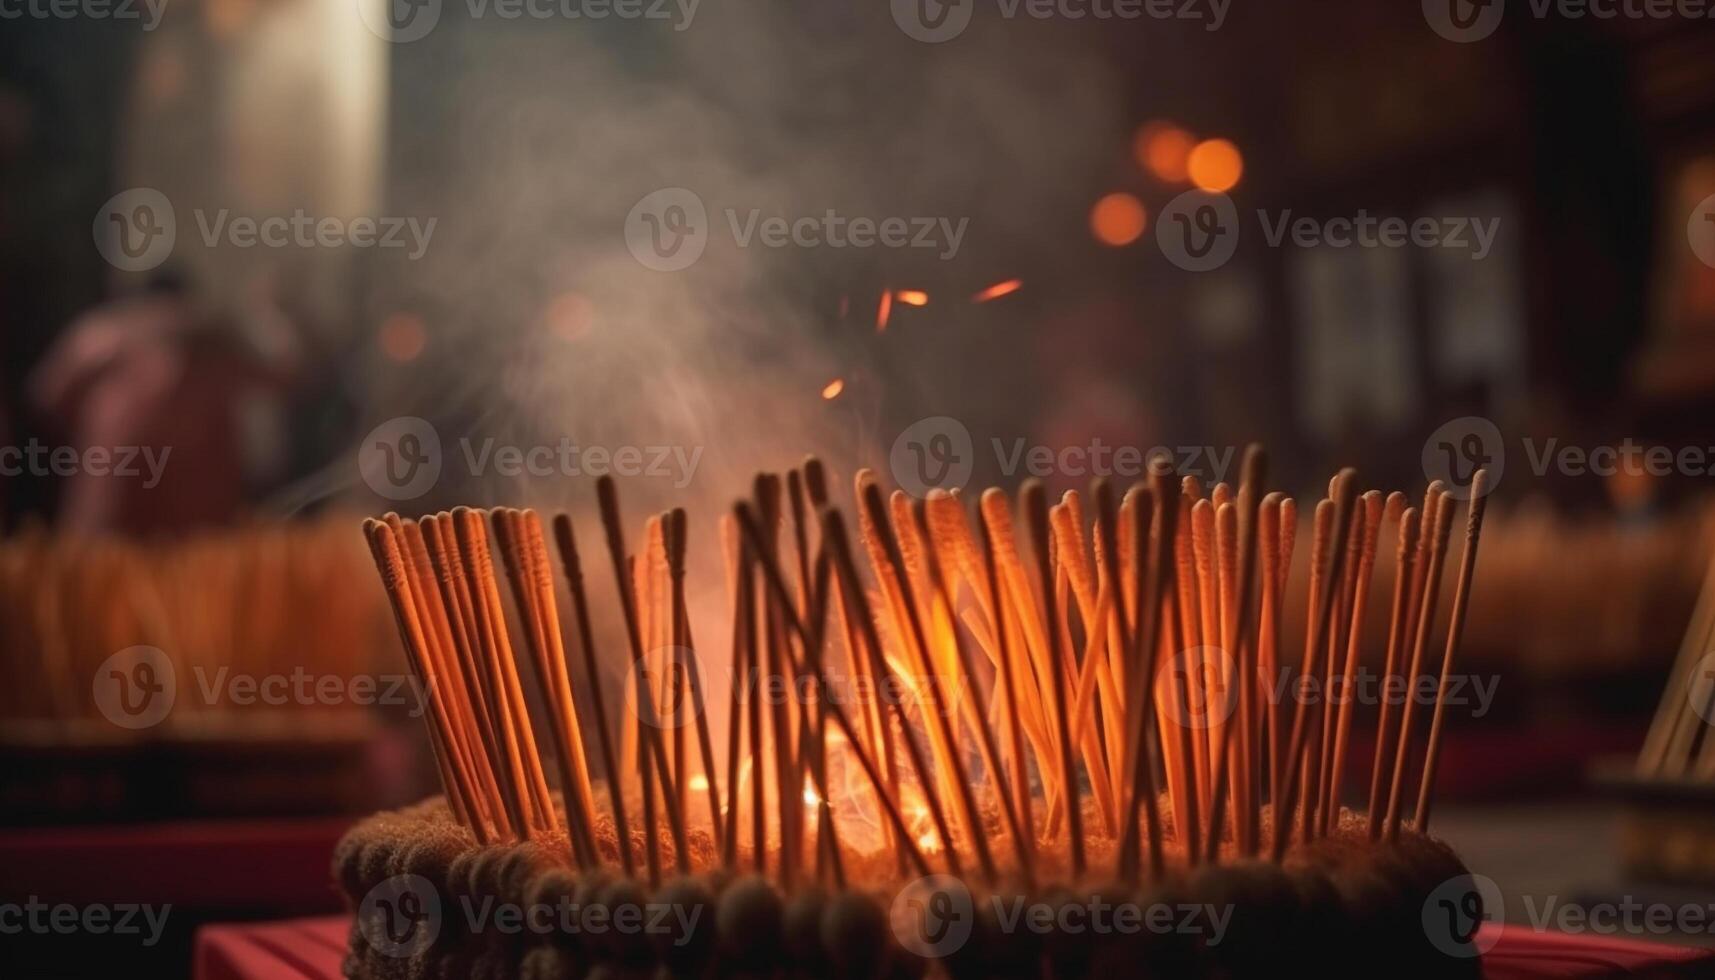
left=1188, top=138, right=1244, bottom=192
left=917, top=831, right=939, bottom=852
left=895, top=289, right=929, bottom=307
left=822, top=379, right=845, bottom=400
left=972, top=279, right=1022, bottom=303
left=803, top=787, right=821, bottom=808
left=544, top=291, right=595, bottom=341
left=1090, top=193, right=1148, bottom=247
left=689, top=774, right=710, bottom=793
left=1135, top=123, right=1195, bottom=183
left=379, top=313, right=426, bottom=362
left=875, top=289, right=894, bottom=333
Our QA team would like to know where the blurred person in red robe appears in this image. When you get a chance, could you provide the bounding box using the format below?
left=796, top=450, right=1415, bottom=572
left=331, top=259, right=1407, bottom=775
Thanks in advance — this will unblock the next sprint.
left=26, top=271, right=304, bottom=534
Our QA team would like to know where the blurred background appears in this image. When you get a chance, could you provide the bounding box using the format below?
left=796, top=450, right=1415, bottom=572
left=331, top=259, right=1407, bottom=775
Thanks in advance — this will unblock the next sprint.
left=6, top=0, right=1715, bottom=974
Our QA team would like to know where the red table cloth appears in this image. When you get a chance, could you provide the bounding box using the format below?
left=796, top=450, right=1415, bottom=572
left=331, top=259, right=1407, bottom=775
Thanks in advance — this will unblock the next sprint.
left=195, top=915, right=1715, bottom=980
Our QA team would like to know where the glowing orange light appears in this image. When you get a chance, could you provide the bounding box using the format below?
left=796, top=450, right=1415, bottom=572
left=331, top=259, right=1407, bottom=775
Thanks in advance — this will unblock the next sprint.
left=544, top=291, right=594, bottom=341
left=803, top=787, right=822, bottom=807
left=1135, top=123, right=1195, bottom=183
left=972, top=279, right=1022, bottom=303
left=876, top=289, right=894, bottom=333
left=1188, top=138, right=1244, bottom=192
left=895, top=289, right=929, bottom=307
left=689, top=774, right=710, bottom=792
left=379, top=313, right=426, bottom=362
left=822, top=379, right=845, bottom=400
left=1090, top=193, right=1148, bottom=247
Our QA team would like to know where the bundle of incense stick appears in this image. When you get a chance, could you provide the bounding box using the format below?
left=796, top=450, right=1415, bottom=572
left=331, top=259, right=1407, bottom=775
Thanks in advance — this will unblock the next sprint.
left=363, top=450, right=1490, bottom=887
left=0, top=519, right=392, bottom=731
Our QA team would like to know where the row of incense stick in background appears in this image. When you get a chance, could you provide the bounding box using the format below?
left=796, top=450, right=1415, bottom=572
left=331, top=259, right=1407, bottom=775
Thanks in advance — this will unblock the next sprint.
left=363, top=453, right=1490, bottom=889
left=0, top=520, right=390, bottom=728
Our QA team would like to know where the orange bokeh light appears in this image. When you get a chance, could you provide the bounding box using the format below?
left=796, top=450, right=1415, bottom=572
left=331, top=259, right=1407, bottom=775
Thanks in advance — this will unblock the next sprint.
left=1090, top=193, right=1148, bottom=247
left=822, top=379, right=845, bottom=400
left=1188, top=138, right=1244, bottom=192
left=379, top=313, right=426, bottom=362
left=895, top=289, right=929, bottom=307
left=1135, top=123, right=1195, bottom=183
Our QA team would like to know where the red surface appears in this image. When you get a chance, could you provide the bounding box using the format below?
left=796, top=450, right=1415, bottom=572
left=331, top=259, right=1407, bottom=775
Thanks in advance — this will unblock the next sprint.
left=0, top=818, right=353, bottom=910
left=194, top=916, right=1715, bottom=980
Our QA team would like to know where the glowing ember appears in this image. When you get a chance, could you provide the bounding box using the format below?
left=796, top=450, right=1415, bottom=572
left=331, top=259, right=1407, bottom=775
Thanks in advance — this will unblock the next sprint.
left=379, top=312, right=427, bottom=362
left=1188, top=137, right=1244, bottom=192
left=1135, top=122, right=1195, bottom=183
left=972, top=279, right=1022, bottom=303
left=895, top=289, right=929, bottom=307
left=875, top=289, right=893, bottom=332
left=822, top=379, right=845, bottom=400
left=1091, top=193, right=1148, bottom=247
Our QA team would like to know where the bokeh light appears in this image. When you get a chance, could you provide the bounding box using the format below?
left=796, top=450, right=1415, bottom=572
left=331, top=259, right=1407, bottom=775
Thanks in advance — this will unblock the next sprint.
left=1188, top=138, right=1244, bottom=192
left=1090, top=193, right=1148, bottom=247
